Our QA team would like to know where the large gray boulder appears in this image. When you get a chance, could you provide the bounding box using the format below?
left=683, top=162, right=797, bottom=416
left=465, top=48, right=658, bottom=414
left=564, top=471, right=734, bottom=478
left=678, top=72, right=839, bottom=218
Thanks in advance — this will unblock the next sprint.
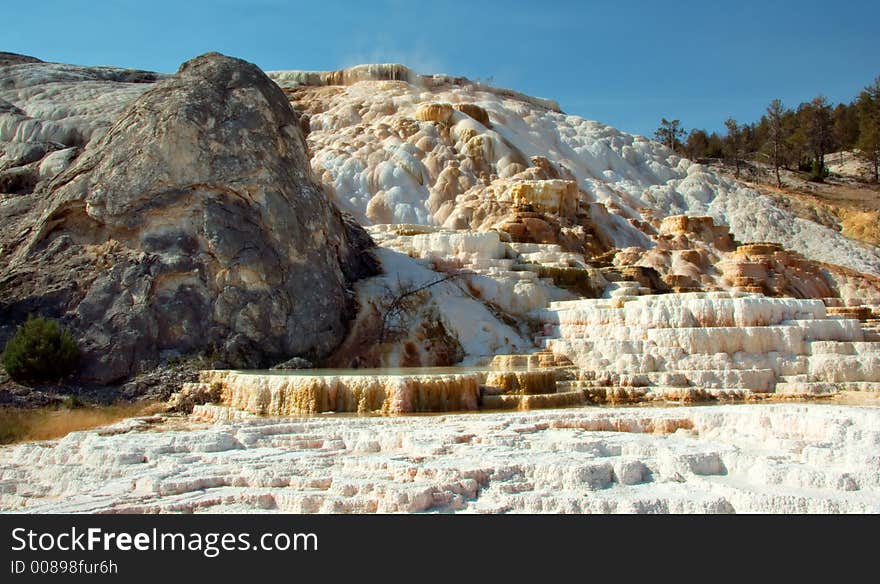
left=0, top=52, right=377, bottom=384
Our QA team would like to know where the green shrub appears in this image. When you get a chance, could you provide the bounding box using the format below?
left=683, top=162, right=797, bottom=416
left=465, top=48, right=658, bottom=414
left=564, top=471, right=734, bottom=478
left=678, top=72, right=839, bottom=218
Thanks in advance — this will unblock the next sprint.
left=2, top=316, right=80, bottom=383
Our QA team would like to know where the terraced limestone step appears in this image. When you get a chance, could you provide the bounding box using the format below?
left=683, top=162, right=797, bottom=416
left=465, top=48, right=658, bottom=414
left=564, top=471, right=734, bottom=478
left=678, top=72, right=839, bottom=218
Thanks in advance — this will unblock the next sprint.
left=534, top=291, right=880, bottom=397
left=774, top=375, right=839, bottom=396
left=489, top=351, right=574, bottom=369
left=571, top=369, right=774, bottom=392
left=555, top=383, right=754, bottom=403
left=198, top=288, right=880, bottom=415
left=483, top=370, right=559, bottom=395
left=808, top=341, right=880, bottom=355
left=481, top=389, right=588, bottom=411
left=836, top=382, right=880, bottom=392
left=827, top=306, right=875, bottom=321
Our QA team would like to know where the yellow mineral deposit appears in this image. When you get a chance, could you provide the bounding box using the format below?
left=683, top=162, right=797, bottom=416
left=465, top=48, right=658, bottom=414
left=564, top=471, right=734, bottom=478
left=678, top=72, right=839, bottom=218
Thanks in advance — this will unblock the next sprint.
left=202, top=370, right=481, bottom=415
left=489, top=352, right=573, bottom=370
left=484, top=370, right=558, bottom=395
left=414, top=103, right=454, bottom=124
left=503, top=180, right=580, bottom=218
left=453, top=103, right=491, bottom=126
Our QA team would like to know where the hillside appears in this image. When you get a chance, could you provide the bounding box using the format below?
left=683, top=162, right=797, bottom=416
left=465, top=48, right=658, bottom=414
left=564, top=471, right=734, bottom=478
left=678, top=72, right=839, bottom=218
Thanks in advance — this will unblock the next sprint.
left=707, top=155, right=880, bottom=247
left=4, top=52, right=880, bottom=515
left=2, top=52, right=880, bottom=384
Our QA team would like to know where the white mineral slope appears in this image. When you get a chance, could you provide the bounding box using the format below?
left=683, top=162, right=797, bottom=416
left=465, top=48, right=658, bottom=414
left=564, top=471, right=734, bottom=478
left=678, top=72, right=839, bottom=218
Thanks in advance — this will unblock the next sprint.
left=362, top=247, right=531, bottom=360
left=702, top=176, right=880, bottom=277
left=275, top=66, right=880, bottom=275
left=0, top=60, right=162, bottom=146
left=1, top=403, right=878, bottom=513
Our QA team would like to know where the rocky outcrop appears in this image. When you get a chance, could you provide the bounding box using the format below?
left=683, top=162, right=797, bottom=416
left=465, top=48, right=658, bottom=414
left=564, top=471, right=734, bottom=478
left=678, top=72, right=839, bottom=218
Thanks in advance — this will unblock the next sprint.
left=719, top=243, right=836, bottom=297
left=658, top=214, right=736, bottom=252
left=0, top=52, right=378, bottom=384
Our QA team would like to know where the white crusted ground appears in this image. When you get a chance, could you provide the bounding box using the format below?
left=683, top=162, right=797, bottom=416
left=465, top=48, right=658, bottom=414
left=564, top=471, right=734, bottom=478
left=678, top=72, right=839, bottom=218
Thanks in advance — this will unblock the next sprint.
left=1, top=403, right=877, bottom=513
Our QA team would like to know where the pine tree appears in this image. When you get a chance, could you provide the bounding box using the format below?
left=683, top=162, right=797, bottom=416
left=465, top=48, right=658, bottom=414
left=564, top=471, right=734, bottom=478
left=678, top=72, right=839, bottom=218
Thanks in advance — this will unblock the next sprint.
left=706, top=132, right=724, bottom=158
left=724, top=118, right=744, bottom=178
left=833, top=102, right=860, bottom=155
left=685, top=129, right=710, bottom=159
left=856, top=76, right=880, bottom=182
left=805, top=95, right=833, bottom=180
left=765, top=99, right=788, bottom=187
left=654, top=118, right=686, bottom=152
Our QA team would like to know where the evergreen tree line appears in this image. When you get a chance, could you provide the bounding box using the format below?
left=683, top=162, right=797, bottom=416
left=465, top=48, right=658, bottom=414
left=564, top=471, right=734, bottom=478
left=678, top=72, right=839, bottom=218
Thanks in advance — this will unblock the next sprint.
left=654, top=76, right=880, bottom=184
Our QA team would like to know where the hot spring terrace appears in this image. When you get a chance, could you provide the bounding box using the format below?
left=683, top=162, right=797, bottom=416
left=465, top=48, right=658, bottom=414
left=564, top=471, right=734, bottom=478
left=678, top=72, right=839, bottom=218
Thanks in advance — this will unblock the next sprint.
left=182, top=292, right=880, bottom=417
left=189, top=363, right=570, bottom=416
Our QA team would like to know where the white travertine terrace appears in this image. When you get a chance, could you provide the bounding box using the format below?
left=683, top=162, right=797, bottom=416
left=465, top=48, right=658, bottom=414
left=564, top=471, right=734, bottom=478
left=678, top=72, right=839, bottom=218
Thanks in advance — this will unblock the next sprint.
left=348, top=246, right=536, bottom=363
left=193, top=367, right=567, bottom=416
left=1, top=403, right=878, bottom=513
left=340, top=226, right=590, bottom=367
left=193, top=288, right=880, bottom=416
left=538, top=292, right=880, bottom=396
left=337, top=219, right=880, bottom=394
left=407, top=230, right=507, bottom=262
left=369, top=226, right=592, bottom=314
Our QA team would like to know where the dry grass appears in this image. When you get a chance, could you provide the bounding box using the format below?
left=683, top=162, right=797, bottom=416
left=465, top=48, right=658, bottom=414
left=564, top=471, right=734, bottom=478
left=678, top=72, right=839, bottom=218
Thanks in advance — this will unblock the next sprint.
left=0, top=401, right=162, bottom=445
left=838, top=208, right=880, bottom=246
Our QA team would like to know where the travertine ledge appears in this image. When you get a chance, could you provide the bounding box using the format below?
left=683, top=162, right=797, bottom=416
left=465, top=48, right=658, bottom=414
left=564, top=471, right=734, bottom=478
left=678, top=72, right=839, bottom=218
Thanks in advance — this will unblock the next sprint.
left=202, top=369, right=482, bottom=414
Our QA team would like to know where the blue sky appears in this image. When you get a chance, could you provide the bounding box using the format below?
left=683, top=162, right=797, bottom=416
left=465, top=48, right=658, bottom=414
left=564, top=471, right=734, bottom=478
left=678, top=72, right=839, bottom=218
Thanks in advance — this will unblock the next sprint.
left=6, top=0, right=878, bottom=137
